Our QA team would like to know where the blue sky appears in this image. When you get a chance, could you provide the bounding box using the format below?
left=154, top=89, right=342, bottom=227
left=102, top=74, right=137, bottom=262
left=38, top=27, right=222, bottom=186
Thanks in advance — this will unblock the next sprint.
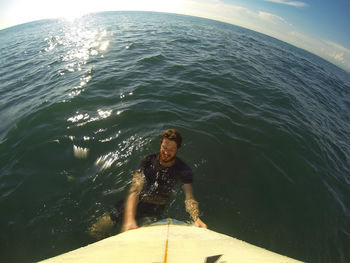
left=0, top=0, right=349, bottom=72
left=244, top=0, right=350, bottom=48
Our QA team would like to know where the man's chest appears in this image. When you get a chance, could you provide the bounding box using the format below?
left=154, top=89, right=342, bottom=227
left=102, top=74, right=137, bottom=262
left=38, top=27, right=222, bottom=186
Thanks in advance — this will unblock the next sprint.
left=144, top=165, right=178, bottom=187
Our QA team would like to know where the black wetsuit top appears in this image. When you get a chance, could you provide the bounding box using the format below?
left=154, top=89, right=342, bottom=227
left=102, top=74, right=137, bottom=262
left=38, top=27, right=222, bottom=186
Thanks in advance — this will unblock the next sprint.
left=110, top=153, right=193, bottom=224
left=137, top=153, right=193, bottom=205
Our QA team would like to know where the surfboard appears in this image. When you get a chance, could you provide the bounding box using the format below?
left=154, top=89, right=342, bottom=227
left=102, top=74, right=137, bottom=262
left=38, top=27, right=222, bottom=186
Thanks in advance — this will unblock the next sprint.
left=39, top=218, right=303, bottom=263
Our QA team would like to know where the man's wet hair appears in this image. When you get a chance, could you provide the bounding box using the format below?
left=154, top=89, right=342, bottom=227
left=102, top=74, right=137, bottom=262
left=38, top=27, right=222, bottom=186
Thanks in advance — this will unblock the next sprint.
left=161, top=129, right=182, bottom=148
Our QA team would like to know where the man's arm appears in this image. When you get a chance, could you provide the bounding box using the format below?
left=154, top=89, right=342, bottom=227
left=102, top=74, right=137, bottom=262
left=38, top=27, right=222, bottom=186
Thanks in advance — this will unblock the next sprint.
left=121, top=172, right=145, bottom=232
left=182, top=183, right=207, bottom=228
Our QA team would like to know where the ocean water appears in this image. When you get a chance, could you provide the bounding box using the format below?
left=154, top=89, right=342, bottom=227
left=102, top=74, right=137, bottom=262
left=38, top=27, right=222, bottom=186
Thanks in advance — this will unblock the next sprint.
left=1, top=11, right=350, bottom=263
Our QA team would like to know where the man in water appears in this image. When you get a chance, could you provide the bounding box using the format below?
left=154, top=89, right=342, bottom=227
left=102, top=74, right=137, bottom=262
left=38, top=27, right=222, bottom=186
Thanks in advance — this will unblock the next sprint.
left=122, top=129, right=207, bottom=231
left=90, top=129, right=207, bottom=238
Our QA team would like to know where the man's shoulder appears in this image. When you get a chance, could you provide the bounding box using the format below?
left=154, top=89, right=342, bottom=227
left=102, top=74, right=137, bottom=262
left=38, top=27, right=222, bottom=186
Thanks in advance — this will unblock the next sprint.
left=175, top=157, right=193, bottom=183
left=175, top=157, right=192, bottom=171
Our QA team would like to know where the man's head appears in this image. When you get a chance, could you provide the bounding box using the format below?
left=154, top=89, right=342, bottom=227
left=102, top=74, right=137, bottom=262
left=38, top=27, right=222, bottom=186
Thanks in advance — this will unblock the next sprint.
left=159, top=129, right=182, bottom=164
left=161, top=129, right=182, bottom=148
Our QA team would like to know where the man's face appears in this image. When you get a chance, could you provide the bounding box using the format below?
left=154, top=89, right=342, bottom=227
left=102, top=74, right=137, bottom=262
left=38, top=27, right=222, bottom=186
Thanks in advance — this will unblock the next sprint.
left=160, top=138, right=178, bottom=163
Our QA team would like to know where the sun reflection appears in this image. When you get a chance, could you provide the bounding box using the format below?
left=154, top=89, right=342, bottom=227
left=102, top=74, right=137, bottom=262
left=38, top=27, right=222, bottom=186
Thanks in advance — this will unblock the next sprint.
left=73, top=145, right=89, bottom=159
left=68, top=69, right=92, bottom=98
left=95, top=135, right=149, bottom=171
left=44, top=18, right=109, bottom=100
left=95, top=151, right=122, bottom=171
left=97, top=109, right=112, bottom=119
left=119, top=91, right=134, bottom=99
left=67, top=112, right=89, bottom=123
left=45, top=36, right=63, bottom=52
left=67, top=107, right=117, bottom=128
left=99, top=130, right=121, bottom=143
left=99, top=41, right=109, bottom=51
left=94, top=128, right=107, bottom=134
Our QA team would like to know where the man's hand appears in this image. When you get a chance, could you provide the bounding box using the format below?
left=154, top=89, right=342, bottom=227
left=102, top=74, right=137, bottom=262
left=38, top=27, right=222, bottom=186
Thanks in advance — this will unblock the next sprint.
left=121, top=217, right=138, bottom=232
left=194, top=217, right=207, bottom=229
left=183, top=184, right=208, bottom=228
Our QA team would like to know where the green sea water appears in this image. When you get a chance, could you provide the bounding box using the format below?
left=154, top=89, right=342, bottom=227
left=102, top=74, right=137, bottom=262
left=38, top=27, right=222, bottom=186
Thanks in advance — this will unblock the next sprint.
left=1, top=11, right=350, bottom=263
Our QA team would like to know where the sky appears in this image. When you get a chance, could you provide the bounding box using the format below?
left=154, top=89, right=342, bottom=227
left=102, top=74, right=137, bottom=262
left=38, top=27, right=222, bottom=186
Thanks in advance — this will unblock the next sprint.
left=0, top=0, right=349, bottom=72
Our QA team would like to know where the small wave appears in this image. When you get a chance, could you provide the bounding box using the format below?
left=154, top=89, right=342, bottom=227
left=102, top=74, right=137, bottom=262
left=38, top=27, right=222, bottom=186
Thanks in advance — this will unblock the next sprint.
left=125, top=42, right=141, bottom=49
left=138, top=53, right=166, bottom=65
left=170, top=37, right=199, bottom=44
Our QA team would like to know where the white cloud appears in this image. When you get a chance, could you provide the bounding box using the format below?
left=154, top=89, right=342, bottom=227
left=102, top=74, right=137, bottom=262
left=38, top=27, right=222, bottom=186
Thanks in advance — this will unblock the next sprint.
left=180, top=0, right=292, bottom=33
left=289, top=31, right=316, bottom=46
left=332, top=53, right=344, bottom=63
left=264, top=0, right=308, bottom=8
left=286, top=31, right=350, bottom=70
left=258, top=11, right=292, bottom=26
left=324, top=40, right=350, bottom=55
left=322, top=40, right=350, bottom=64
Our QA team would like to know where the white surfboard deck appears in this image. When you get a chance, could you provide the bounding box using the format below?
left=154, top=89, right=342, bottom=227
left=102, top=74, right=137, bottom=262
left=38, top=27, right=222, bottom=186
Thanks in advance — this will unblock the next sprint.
left=40, top=218, right=303, bottom=263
